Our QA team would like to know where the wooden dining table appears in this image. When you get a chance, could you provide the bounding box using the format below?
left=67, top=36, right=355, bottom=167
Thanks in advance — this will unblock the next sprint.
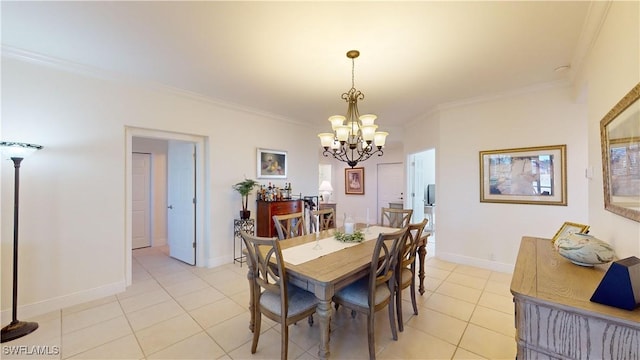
left=246, top=224, right=430, bottom=359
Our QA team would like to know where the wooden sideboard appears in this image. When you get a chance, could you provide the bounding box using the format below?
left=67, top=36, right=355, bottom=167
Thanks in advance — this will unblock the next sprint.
left=256, top=199, right=303, bottom=238
left=511, top=236, right=640, bottom=359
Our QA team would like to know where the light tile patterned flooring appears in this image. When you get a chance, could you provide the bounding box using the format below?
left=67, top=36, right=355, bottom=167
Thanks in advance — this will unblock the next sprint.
left=2, top=243, right=517, bottom=359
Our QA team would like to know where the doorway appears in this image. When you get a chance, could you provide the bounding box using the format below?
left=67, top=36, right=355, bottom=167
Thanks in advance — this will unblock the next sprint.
left=125, top=128, right=206, bottom=286
left=376, top=162, right=404, bottom=221
left=132, top=152, right=152, bottom=249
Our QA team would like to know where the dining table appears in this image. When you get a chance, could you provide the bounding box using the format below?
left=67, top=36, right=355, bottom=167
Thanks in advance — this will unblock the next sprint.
left=246, top=224, right=430, bottom=359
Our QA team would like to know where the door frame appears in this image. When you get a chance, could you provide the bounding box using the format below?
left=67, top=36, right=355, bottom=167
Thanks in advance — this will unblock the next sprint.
left=125, top=127, right=207, bottom=286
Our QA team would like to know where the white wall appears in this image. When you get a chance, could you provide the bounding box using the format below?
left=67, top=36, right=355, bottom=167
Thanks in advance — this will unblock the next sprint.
left=578, top=1, right=640, bottom=258
left=440, top=85, right=588, bottom=271
left=402, top=1, right=640, bottom=272
left=327, top=142, right=405, bottom=225
left=1, top=57, right=319, bottom=318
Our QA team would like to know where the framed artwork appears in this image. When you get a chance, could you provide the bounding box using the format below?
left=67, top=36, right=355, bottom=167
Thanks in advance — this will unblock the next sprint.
left=552, top=221, right=590, bottom=246
left=480, top=144, right=567, bottom=205
left=600, top=82, right=640, bottom=222
left=257, top=148, right=287, bottom=179
left=345, top=167, right=365, bottom=195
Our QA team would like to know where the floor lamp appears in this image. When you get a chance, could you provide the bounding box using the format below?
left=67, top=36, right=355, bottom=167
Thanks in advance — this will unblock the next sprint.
left=1, top=141, right=43, bottom=343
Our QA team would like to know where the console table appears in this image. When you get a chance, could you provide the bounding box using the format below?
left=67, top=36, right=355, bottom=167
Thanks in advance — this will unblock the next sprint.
left=511, top=236, right=639, bottom=359
left=233, top=219, right=255, bottom=266
left=256, top=199, right=302, bottom=237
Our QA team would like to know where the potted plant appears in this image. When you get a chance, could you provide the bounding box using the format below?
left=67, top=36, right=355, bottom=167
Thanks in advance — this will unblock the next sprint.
left=232, top=178, right=260, bottom=220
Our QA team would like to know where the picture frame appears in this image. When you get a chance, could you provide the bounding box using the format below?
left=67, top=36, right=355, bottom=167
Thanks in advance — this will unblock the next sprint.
left=257, top=148, right=287, bottom=179
left=552, top=221, right=590, bottom=245
left=345, top=167, right=365, bottom=195
left=480, top=144, right=567, bottom=205
left=600, top=82, right=640, bottom=222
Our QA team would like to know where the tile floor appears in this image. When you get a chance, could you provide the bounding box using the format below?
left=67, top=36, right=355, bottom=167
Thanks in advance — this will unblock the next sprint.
left=2, top=242, right=517, bottom=359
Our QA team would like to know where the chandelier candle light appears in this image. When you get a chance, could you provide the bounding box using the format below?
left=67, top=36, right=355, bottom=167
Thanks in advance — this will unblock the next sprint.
left=318, top=50, right=389, bottom=168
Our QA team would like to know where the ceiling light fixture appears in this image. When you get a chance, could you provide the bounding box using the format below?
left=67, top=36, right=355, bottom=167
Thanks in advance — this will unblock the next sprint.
left=318, top=50, right=388, bottom=168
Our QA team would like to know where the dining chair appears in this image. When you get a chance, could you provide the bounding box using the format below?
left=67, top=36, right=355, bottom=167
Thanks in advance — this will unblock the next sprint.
left=310, top=208, right=335, bottom=232
left=273, top=212, right=307, bottom=240
left=380, top=207, right=413, bottom=228
left=240, top=231, right=319, bottom=360
left=395, top=218, right=428, bottom=332
left=243, top=236, right=258, bottom=334
left=332, top=227, right=409, bottom=360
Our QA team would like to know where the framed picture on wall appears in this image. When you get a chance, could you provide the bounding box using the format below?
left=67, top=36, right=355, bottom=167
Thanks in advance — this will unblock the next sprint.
left=257, top=148, right=287, bottom=179
left=479, top=144, right=567, bottom=205
left=345, top=167, right=365, bottom=195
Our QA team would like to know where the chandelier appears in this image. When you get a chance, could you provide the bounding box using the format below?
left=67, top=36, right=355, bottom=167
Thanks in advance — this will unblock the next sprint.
left=318, top=50, right=388, bottom=168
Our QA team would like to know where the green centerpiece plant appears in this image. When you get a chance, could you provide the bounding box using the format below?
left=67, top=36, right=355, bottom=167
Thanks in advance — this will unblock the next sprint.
left=233, top=178, right=260, bottom=220
left=334, top=229, right=365, bottom=243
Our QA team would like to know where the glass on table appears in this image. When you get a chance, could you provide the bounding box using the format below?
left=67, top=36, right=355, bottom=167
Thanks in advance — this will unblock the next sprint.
left=313, top=215, right=322, bottom=250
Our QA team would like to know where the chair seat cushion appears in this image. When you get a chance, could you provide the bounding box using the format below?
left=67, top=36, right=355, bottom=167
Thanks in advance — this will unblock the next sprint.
left=333, top=277, right=391, bottom=308
left=400, top=268, right=413, bottom=286
left=260, top=284, right=318, bottom=317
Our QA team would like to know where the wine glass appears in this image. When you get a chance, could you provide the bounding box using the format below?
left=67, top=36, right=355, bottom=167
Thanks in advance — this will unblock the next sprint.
left=365, top=209, right=371, bottom=233
left=313, top=215, right=322, bottom=250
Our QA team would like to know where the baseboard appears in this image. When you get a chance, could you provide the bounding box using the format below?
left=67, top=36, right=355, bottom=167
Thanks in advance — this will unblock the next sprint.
left=1, top=280, right=126, bottom=321
left=436, top=252, right=515, bottom=274
left=205, top=254, right=231, bottom=268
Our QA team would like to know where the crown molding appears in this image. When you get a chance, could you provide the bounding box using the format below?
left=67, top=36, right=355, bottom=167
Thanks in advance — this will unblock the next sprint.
left=1, top=45, right=311, bottom=128
left=568, top=1, right=612, bottom=85
left=404, top=2, right=611, bottom=129
left=440, top=79, right=573, bottom=111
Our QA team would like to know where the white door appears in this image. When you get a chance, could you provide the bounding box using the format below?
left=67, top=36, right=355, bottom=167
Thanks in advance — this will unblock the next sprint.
left=409, top=153, right=426, bottom=222
left=167, top=140, right=196, bottom=265
left=376, top=163, right=404, bottom=221
left=132, top=153, right=151, bottom=249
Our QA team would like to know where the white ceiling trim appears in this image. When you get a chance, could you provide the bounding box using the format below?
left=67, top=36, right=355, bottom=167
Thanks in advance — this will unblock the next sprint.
left=1, top=45, right=312, bottom=128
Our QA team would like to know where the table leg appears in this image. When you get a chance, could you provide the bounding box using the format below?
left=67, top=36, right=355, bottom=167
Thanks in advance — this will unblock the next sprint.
left=418, top=243, right=427, bottom=295
left=317, top=299, right=332, bottom=359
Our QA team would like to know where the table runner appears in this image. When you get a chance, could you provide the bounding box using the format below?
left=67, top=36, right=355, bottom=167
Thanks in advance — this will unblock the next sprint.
left=282, top=225, right=398, bottom=265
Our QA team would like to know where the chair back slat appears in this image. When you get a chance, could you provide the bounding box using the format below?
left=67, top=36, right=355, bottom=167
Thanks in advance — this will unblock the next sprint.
left=369, top=227, right=409, bottom=306
left=399, top=218, right=428, bottom=269
left=273, top=212, right=307, bottom=239
left=240, top=231, right=286, bottom=302
left=380, top=208, right=413, bottom=228
left=310, top=208, right=334, bottom=232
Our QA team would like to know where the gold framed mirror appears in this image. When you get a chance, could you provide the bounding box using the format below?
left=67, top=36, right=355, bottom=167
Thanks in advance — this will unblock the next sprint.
left=600, top=82, right=640, bottom=222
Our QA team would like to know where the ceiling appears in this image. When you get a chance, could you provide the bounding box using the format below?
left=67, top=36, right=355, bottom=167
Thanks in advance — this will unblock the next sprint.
left=2, top=1, right=597, bottom=128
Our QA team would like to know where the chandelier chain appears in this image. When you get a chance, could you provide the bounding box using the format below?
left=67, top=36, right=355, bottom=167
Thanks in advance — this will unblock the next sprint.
left=351, top=57, right=355, bottom=90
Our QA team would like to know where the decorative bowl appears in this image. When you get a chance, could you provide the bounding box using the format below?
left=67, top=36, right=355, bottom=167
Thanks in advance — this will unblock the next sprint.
left=555, top=233, right=615, bottom=266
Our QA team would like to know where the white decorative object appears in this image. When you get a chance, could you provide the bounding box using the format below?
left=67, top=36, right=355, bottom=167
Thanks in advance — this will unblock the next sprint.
left=344, top=214, right=354, bottom=235
left=555, top=233, right=616, bottom=267
left=319, top=180, right=333, bottom=203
